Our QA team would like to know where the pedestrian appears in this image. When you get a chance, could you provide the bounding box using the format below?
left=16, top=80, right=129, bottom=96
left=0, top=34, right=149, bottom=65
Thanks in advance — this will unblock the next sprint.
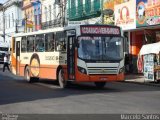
left=3, top=54, right=10, bottom=72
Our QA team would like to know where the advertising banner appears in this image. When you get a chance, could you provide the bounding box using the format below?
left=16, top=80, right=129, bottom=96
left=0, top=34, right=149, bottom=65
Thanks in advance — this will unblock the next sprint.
left=143, top=54, right=154, bottom=81
left=114, top=0, right=136, bottom=30
left=26, top=20, right=33, bottom=28
left=136, top=0, right=160, bottom=27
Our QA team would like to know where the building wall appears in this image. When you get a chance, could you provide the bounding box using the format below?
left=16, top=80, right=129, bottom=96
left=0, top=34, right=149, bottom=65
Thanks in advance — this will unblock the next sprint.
left=41, top=0, right=59, bottom=23
left=0, top=0, right=23, bottom=48
left=41, top=0, right=65, bottom=29
left=22, top=0, right=34, bottom=32
left=33, top=2, right=41, bottom=31
left=129, top=30, right=143, bottom=73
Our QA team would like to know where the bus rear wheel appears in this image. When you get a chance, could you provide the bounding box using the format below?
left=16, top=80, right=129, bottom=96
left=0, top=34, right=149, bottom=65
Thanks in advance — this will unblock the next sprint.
left=94, top=82, right=106, bottom=88
left=58, top=69, right=66, bottom=88
left=24, top=67, right=34, bottom=83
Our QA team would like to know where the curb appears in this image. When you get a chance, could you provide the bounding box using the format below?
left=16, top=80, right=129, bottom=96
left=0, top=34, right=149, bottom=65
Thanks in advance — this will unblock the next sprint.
left=124, top=80, right=160, bottom=87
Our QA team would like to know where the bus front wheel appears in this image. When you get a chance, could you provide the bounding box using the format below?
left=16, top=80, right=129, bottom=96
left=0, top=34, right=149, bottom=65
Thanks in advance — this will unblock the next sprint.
left=94, top=82, right=106, bottom=88
left=58, top=69, right=66, bottom=88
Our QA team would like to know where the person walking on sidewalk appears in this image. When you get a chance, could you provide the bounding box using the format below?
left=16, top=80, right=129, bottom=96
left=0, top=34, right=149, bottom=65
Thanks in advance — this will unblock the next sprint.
left=3, top=54, right=10, bottom=72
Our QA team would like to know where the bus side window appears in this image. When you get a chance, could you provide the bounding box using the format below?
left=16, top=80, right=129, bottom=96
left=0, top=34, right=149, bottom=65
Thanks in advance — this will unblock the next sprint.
left=27, top=36, right=35, bottom=52
left=45, top=33, right=55, bottom=52
left=55, top=32, right=66, bottom=51
left=21, top=37, right=27, bottom=52
left=35, top=34, right=45, bottom=52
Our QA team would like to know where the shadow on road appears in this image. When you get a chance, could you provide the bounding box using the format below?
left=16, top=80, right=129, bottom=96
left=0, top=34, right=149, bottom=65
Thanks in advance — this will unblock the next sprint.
left=0, top=70, right=160, bottom=105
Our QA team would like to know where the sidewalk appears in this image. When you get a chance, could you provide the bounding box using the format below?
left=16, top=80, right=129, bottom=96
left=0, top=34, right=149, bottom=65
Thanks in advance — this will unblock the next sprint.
left=125, top=74, right=160, bottom=87
left=125, top=74, right=144, bottom=83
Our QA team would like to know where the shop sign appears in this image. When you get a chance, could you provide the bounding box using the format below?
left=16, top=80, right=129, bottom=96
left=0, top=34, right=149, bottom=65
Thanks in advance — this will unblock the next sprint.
left=114, top=0, right=136, bottom=30
left=136, top=0, right=160, bottom=27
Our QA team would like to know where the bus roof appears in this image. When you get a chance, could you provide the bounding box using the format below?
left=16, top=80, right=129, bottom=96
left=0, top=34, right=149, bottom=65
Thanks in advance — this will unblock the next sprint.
left=12, top=24, right=121, bottom=38
left=12, top=27, right=64, bottom=37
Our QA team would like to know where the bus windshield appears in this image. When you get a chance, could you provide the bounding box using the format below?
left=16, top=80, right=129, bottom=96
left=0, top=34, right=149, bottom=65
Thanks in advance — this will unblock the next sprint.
left=78, top=36, right=123, bottom=61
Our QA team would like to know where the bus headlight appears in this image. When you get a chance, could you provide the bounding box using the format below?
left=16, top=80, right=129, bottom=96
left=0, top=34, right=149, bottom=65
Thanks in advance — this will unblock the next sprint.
left=119, top=67, right=124, bottom=74
left=77, top=66, right=87, bottom=74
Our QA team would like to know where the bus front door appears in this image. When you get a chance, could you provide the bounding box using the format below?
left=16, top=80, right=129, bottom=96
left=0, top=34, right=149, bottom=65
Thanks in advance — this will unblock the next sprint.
left=67, top=36, right=75, bottom=80
left=16, top=41, right=20, bottom=75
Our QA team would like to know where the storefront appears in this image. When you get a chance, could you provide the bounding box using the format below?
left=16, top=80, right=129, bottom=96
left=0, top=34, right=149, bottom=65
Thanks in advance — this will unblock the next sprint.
left=114, top=0, right=160, bottom=73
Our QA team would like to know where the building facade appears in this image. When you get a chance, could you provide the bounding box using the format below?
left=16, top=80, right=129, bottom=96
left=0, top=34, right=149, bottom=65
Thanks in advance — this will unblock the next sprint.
left=41, top=0, right=66, bottom=29
left=32, top=0, right=41, bottom=31
left=22, top=0, right=34, bottom=32
left=0, top=0, right=23, bottom=47
left=106, top=0, right=160, bottom=73
left=67, top=0, right=102, bottom=24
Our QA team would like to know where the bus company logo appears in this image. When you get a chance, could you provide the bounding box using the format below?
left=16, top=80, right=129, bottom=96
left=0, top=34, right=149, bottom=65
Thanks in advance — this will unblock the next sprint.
left=81, top=26, right=120, bottom=35
left=116, top=6, right=134, bottom=25
left=45, top=56, right=64, bottom=61
left=101, top=69, right=105, bottom=73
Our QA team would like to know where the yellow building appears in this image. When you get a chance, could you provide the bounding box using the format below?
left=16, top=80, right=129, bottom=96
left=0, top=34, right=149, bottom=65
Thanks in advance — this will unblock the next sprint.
left=22, top=0, right=34, bottom=32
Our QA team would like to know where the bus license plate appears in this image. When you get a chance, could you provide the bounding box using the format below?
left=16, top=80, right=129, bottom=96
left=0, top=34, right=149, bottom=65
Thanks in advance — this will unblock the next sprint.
left=100, top=77, right=107, bottom=80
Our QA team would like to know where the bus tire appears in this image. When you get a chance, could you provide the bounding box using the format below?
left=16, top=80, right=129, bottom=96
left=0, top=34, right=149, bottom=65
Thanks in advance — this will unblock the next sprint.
left=58, top=69, right=66, bottom=88
left=94, top=82, right=106, bottom=89
left=24, top=67, right=34, bottom=83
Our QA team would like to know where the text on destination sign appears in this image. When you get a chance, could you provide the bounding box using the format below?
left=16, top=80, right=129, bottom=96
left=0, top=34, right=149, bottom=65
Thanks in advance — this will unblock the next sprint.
left=81, top=26, right=120, bottom=35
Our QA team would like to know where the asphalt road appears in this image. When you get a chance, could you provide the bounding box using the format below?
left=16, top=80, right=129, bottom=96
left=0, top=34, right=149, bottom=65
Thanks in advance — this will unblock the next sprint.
left=0, top=69, right=160, bottom=114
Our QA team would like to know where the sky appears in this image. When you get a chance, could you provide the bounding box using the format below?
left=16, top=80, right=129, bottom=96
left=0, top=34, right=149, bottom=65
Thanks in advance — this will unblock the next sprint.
left=0, top=0, right=7, bottom=4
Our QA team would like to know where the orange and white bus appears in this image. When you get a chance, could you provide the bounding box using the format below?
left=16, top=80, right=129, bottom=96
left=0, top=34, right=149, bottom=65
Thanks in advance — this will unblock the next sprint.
left=11, top=24, right=124, bottom=88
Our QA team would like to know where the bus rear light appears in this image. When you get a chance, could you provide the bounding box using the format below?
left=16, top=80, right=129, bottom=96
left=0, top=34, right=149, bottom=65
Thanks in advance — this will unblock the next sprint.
left=77, top=66, right=87, bottom=74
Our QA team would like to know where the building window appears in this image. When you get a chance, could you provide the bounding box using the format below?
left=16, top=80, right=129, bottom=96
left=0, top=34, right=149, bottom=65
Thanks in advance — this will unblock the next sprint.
left=21, top=37, right=27, bottom=52
left=9, top=14, right=10, bottom=28
left=45, top=7, right=47, bottom=22
left=5, top=17, right=7, bottom=29
left=49, top=5, right=51, bottom=21
left=12, top=13, right=14, bottom=27
left=53, top=3, right=56, bottom=19
left=85, top=0, right=91, bottom=13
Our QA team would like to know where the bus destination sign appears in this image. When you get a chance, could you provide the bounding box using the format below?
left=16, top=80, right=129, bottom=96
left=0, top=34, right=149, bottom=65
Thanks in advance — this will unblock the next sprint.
left=80, top=25, right=121, bottom=36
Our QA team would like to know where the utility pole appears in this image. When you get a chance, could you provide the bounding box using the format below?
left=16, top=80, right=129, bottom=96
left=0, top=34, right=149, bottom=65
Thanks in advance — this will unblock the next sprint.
left=3, top=7, right=5, bottom=42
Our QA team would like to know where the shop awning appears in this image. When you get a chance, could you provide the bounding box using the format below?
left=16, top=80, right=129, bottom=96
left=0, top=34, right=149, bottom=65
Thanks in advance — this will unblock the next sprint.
left=139, top=42, right=160, bottom=55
